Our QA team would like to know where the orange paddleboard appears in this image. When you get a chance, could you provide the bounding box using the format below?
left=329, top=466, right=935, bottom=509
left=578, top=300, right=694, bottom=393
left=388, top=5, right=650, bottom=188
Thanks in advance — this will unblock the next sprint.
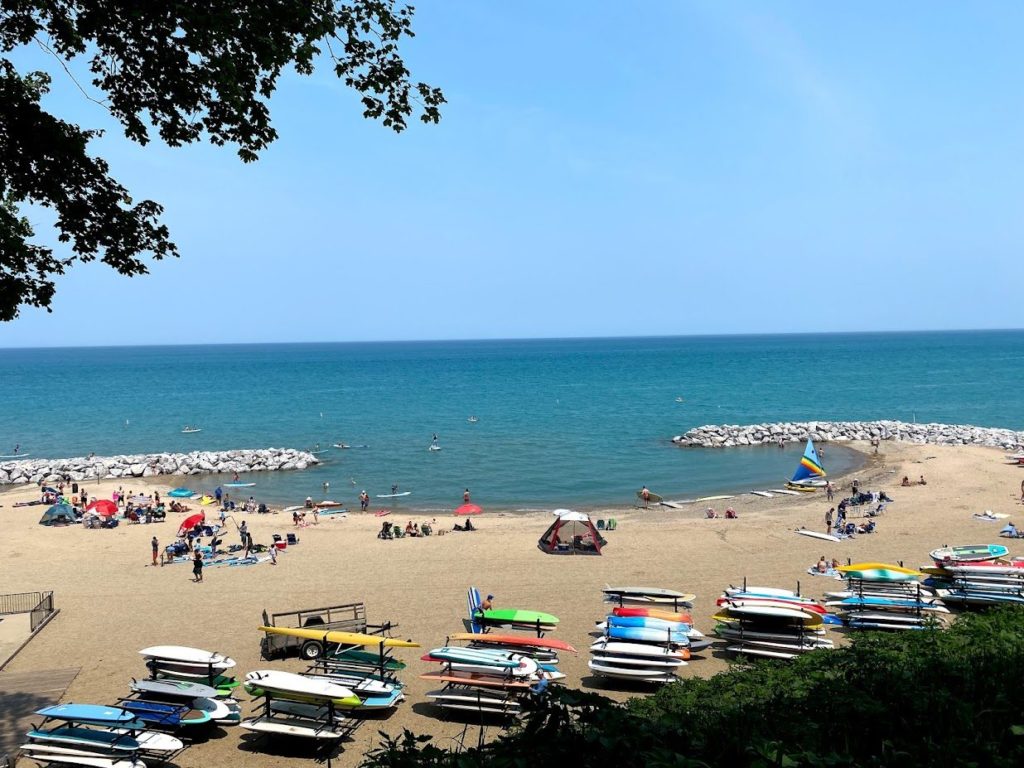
left=419, top=670, right=533, bottom=688
left=447, top=633, right=577, bottom=654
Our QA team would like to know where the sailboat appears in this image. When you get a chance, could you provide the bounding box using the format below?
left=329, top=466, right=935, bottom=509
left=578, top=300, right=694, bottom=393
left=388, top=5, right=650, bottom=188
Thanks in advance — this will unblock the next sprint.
left=785, top=439, right=827, bottom=490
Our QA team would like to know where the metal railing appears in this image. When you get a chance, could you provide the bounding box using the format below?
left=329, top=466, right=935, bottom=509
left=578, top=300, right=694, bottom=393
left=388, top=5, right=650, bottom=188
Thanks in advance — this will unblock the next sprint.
left=0, top=590, right=55, bottom=631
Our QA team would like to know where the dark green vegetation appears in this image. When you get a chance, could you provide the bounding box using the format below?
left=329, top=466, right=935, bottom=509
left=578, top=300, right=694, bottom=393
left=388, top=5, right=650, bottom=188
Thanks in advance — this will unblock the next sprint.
left=0, top=1, right=443, bottom=320
left=364, top=608, right=1024, bottom=768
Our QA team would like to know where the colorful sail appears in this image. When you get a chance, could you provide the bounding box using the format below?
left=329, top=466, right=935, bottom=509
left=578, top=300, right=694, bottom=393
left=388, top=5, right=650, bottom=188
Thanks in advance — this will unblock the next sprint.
left=791, top=439, right=826, bottom=483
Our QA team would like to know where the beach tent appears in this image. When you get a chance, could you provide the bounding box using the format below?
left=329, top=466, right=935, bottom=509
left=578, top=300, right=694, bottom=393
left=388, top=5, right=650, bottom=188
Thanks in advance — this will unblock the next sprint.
left=177, top=512, right=206, bottom=538
left=538, top=510, right=606, bottom=555
left=86, top=499, right=118, bottom=517
left=39, top=503, right=77, bottom=526
left=168, top=488, right=194, bottom=498
left=454, top=503, right=483, bottom=516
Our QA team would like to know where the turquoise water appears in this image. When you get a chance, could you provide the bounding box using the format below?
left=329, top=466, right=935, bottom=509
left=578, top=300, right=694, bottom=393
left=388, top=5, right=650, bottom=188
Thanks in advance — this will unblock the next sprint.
left=2, top=331, right=1022, bottom=509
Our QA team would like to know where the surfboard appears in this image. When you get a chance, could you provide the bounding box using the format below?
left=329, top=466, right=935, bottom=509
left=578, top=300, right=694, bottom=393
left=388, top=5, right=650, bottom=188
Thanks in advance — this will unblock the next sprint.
left=139, top=646, right=235, bottom=668
left=590, top=654, right=685, bottom=668
left=419, top=670, right=533, bottom=688
left=714, top=608, right=823, bottom=628
left=448, top=632, right=575, bottom=653
left=426, top=688, right=517, bottom=707
left=696, top=495, right=734, bottom=502
left=726, top=644, right=799, bottom=660
left=244, top=670, right=358, bottom=705
left=376, top=491, right=412, bottom=498
left=589, top=639, right=689, bottom=659
left=611, top=607, right=692, bottom=624
left=636, top=490, right=664, bottom=504
left=130, top=677, right=220, bottom=699
left=223, top=482, right=255, bottom=488
left=0, top=453, right=30, bottom=459
left=838, top=562, right=921, bottom=575
left=36, top=704, right=138, bottom=725
left=659, top=500, right=686, bottom=509
left=603, top=586, right=688, bottom=599
left=240, top=716, right=345, bottom=739
left=771, top=489, right=801, bottom=496
left=587, top=660, right=677, bottom=681
left=605, top=625, right=690, bottom=644
left=479, top=609, right=559, bottom=626
left=795, top=529, right=840, bottom=542
left=257, top=625, right=420, bottom=648
left=17, top=747, right=143, bottom=768
left=604, top=615, right=693, bottom=630
left=751, top=491, right=774, bottom=498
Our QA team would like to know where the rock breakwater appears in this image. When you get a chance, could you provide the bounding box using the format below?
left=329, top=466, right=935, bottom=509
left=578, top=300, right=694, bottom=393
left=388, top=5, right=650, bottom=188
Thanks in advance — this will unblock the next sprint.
left=673, top=421, right=1024, bottom=450
left=0, top=448, right=320, bottom=487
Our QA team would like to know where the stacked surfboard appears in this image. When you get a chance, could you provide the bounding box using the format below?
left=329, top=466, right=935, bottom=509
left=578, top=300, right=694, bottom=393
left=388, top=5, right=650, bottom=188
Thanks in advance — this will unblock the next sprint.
left=714, top=587, right=836, bottom=659
left=827, top=563, right=946, bottom=630
left=20, top=703, right=183, bottom=768
left=133, top=646, right=242, bottom=725
left=589, top=587, right=708, bottom=684
left=923, top=545, right=1024, bottom=606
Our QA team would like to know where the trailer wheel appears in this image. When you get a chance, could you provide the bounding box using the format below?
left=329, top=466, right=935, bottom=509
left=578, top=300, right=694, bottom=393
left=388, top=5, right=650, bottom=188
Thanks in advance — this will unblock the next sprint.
left=300, top=640, right=324, bottom=660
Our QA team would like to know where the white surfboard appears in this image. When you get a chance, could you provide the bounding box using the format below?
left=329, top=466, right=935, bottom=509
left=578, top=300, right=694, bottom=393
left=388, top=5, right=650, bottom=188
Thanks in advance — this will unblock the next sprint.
left=139, top=646, right=235, bottom=668
left=19, top=746, right=144, bottom=768
left=795, top=529, right=840, bottom=542
left=240, top=716, right=345, bottom=739
left=727, top=644, right=798, bottom=660
left=589, top=639, right=687, bottom=658
left=590, top=654, right=685, bottom=668
left=587, top=660, right=677, bottom=681
left=750, top=491, right=774, bottom=498
left=245, top=670, right=354, bottom=700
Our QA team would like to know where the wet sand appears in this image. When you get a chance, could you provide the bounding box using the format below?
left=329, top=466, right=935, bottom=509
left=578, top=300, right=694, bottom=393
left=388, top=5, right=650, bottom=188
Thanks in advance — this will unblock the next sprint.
left=1, top=441, right=1022, bottom=766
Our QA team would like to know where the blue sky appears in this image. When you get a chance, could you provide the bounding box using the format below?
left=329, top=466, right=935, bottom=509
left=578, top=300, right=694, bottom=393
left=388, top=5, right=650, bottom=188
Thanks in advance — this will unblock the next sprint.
left=3, top=1, right=1022, bottom=347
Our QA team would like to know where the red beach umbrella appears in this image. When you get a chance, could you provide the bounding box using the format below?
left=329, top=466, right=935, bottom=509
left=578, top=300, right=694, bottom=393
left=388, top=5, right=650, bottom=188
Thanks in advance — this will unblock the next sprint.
left=177, top=512, right=206, bottom=537
left=86, top=499, right=118, bottom=517
left=454, top=503, right=483, bottom=516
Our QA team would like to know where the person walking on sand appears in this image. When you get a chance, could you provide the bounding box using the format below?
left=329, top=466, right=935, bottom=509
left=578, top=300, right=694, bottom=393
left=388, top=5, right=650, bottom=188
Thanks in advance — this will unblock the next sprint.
left=825, top=481, right=834, bottom=502
left=239, top=520, right=248, bottom=546
left=825, top=507, right=834, bottom=533
left=151, top=536, right=159, bottom=566
left=192, top=550, right=204, bottom=582
left=269, top=543, right=277, bottom=565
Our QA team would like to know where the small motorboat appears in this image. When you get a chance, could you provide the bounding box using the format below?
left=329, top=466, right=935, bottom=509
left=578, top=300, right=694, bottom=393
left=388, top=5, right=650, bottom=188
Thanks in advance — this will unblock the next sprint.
left=182, top=426, right=202, bottom=434
left=467, top=416, right=479, bottom=423
left=333, top=443, right=350, bottom=449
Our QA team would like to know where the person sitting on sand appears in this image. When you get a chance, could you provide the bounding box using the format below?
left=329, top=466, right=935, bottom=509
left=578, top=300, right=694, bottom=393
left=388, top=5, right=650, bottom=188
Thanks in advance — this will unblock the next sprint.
left=816, top=556, right=828, bottom=573
left=831, top=558, right=840, bottom=570
left=901, top=476, right=911, bottom=487
left=725, top=507, right=738, bottom=519
left=857, top=520, right=876, bottom=534
left=405, top=520, right=415, bottom=536
left=705, top=507, right=718, bottom=519
left=919, top=475, right=927, bottom=485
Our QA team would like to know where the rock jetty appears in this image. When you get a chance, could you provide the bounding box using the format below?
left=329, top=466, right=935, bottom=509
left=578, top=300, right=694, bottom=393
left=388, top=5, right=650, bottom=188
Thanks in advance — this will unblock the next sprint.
left=0, top=448, right=319, bottom=487
left=673, top=421, right=1024, bottom=450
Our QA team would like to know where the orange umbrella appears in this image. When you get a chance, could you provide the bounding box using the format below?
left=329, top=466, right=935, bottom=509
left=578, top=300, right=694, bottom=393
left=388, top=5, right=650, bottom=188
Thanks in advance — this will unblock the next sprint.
left=454, top=503, right=482, bottom=516
left=86, top=499, right=118, bottom=517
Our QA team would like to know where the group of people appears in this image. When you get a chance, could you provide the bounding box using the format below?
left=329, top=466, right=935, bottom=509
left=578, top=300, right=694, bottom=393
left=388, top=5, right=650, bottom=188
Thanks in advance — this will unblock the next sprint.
left=705, top=507, right=738, bottom=519
left=901, top=475, right=927, bottom=486
left=378, top=518, right=442, bottom=539
left=825, top=503, right=878, bottom=536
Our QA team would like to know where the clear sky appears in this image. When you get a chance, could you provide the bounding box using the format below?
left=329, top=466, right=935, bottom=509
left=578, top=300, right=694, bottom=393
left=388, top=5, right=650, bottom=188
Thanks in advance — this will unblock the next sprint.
left=3, top=1, right=1023, bottom=347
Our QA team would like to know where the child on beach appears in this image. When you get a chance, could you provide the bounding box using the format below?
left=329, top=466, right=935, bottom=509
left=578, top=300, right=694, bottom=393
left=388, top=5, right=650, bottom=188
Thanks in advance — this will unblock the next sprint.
left=192, top=551, right=203, bottom=582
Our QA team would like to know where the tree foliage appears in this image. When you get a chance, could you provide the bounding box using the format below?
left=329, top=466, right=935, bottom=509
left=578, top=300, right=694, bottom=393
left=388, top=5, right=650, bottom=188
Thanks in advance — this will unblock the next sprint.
left=362, top=608, right=1024, bottom=768
left=0, top=1, right=444, bottom=320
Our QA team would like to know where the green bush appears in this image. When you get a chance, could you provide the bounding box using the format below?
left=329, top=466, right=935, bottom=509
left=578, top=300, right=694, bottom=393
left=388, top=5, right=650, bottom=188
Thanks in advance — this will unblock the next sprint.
left=363, top=608, right=1024, bottom=768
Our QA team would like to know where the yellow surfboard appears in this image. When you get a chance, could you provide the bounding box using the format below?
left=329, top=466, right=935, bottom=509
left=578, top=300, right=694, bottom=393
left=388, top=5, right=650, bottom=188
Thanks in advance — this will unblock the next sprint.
left=258, top=626, right=420, bottom=648
left=837, top=562, right=921, bottom=575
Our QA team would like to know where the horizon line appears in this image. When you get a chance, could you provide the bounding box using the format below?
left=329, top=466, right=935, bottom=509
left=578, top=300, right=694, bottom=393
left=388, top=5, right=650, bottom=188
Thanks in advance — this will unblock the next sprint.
left=2, top=326, right=1022, bottom=352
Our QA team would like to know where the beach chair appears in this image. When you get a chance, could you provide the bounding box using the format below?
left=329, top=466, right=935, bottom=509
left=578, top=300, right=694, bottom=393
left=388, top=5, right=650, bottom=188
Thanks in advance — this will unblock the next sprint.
left=287, top=533, right=298, bottom=545
left=596, top=519, right=606, bottom=530
left=607, top=518, right=617, bottom=531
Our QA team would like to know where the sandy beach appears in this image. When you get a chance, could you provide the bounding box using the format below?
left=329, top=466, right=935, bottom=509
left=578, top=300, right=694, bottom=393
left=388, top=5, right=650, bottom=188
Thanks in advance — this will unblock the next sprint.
left=2, top=440, right=1023, bottom=766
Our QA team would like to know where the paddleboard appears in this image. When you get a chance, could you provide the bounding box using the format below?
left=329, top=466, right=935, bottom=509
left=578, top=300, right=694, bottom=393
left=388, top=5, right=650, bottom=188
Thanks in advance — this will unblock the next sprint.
left=611, top=607, right=692, bottom=624
left=729, top=639, right=824, bottom=654
left=376, top=491, right=412, bottom=498
left=714, top=627, right=832, bottom=645
left=223, top=482, right=255, bottom=488
left=605, top=626, right=690, bottom=644
left=795, top=529, right=840, bottom=542
left=750, top=491, right=774, bottom=498
left=696, top=495, right=734, bottom=502
left=587, top=660, right=677, bottom=681
left=0, top=453, right=30, bottom=459
left=771, top=489, right=801, bottom=496
left=18, top=748, right=143, bottom=768
left=589, top=639, right=689, bottom=659
left=244, top=671, right=359, bottom=706
left=726, top=644, right=798, bottom=660
left=479, top=608, right=559, bottom=626
left=139, top=645, right=235, bottom=668
left=426, top=688, right=517, bottom=706
left=240, top=715, right=345, bottom=739
left=659, top=501, right=686, bottom=509
left=603, top=586, right=688, bottom=599
left=838, top=562, right=921, bottom=575
left=448, top=632, right=576, bottom=653
left=436, top=702, right=521, bottom=715
left=419, top=670, right=533, bottom=688
left=590, top=654, right=685, bottom=668
left=25, top=727, right=140, bottom=752
left=604, top=615, right=692, bottom=630
left=714, top=608, right=823, bottom=628
left=930, top=544, right=1010, bottom=563
left=719, top=598, right=826, bottom=615
left=257, top=625, right=420, bottom=648
left=130, top=678, right=219, bottom=699
left=636, top=490, right=664, bottom=504
left=36, top=704, right=138, bottom=725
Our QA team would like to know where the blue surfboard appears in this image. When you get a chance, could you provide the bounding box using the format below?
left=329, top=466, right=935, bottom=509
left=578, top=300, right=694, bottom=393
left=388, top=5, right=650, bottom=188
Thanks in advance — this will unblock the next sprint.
left=36, top=704, right=138, bottom=725
left=467, top=586, right=482, bottom=633
left=607, top=626, right=690, bottom=644
left=606, top=615, right=692, bottom=631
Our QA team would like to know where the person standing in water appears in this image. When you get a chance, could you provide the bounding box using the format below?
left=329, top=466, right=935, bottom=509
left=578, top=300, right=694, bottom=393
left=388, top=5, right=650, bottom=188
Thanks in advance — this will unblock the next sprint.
left=640, top=485, right=651, bottom=508
left=463, top=488, right=471, bottom=503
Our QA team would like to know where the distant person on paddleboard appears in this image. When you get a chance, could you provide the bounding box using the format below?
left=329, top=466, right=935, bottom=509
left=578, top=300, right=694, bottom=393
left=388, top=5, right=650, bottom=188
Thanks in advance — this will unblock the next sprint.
left=391, top=484, right=399, bottom=495
left=13, top=444, right=19, bottom=454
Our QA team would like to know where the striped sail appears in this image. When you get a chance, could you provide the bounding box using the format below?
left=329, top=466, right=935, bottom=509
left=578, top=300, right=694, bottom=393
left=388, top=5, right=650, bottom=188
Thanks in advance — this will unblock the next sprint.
left=791, top=439, right=826, bottom=483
